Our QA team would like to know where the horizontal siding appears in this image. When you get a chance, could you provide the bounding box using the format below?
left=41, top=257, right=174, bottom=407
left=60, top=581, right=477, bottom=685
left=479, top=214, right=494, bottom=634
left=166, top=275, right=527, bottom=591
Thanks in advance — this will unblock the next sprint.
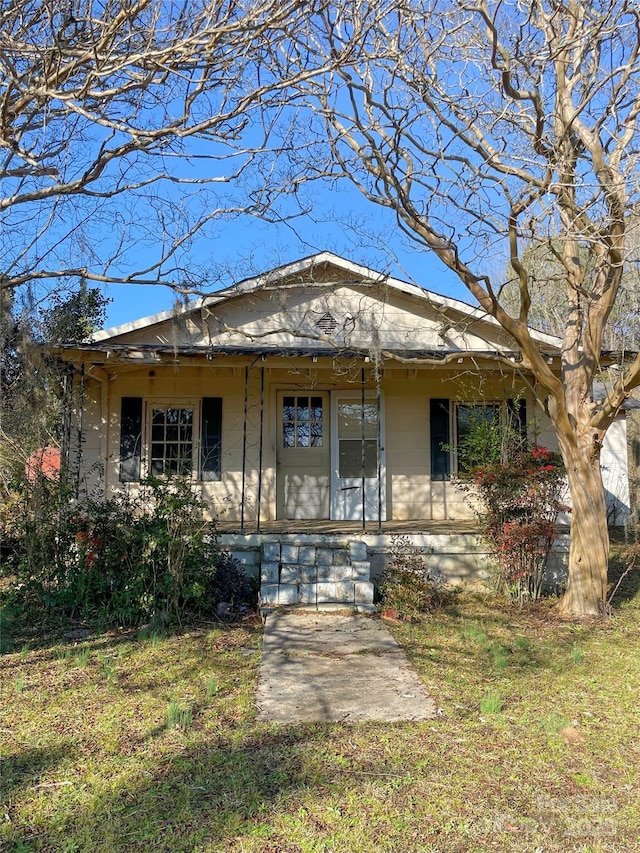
left=112, top=284, right=516, bottom=353
left=71, top=362, right=545, bottom=523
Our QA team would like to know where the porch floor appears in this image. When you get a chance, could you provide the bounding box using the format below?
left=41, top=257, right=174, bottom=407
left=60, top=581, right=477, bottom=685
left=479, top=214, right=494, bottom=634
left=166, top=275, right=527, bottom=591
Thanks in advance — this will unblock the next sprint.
left=215, top=518, right=480, bottom=535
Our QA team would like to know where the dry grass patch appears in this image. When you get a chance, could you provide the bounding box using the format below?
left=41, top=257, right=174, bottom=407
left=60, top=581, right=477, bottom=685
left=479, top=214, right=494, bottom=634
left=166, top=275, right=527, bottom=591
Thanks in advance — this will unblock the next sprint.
left=1, top=592, right=639, bottom=853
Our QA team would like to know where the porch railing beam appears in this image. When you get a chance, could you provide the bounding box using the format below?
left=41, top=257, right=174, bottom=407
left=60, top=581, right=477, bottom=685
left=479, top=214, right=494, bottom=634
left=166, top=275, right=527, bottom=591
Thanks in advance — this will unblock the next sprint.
left=256, top=365, right=265, bottom=533
left=241, top=365, right=249, bottom=534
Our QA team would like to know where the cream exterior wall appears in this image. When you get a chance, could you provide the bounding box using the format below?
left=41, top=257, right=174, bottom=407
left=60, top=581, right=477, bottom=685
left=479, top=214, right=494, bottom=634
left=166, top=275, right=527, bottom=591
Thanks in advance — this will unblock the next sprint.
left=107, top=283, right=518, bottom=354
left=74, top=359, right=543, bottom=523
left=104, top=365, right=269, bottom=522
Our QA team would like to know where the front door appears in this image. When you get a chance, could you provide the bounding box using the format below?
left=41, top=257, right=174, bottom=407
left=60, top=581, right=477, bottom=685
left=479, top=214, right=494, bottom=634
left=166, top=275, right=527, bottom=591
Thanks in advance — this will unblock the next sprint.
left=276, top=392, right=330, bottom=519
left=331, top=391, right=386, bottom=521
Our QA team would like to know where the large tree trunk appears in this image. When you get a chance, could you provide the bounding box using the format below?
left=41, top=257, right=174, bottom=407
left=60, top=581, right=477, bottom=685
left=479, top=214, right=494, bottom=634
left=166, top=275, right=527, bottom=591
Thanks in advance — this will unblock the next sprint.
left=556, top=435, right=609, bottom=618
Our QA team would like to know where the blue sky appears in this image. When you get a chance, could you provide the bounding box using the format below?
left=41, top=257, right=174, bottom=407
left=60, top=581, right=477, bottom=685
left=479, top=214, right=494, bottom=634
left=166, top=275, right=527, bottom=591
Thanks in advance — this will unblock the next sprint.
left=100, top=189, right=482, bottom=330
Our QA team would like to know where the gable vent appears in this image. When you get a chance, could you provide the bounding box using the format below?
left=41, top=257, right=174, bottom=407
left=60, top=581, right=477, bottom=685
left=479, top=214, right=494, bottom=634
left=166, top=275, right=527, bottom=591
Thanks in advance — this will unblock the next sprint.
left=316, top=313, right=338, bottom=335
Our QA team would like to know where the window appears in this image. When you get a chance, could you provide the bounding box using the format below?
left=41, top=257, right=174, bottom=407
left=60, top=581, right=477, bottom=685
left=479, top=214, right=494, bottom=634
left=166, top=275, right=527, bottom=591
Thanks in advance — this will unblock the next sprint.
left=430, top=399, right=450, bottom=481
left=201, top=397, right=222, bottom=480
left=429, top=398, right=526, bottom=480
left=119, top=397, right=222, bottom=481
left=120, top=397, right=143, bottom=483
left=455, top=402, right=501, bottom=473
left=337, top=399, right=379, bottom=477
left=282, top=395, right=324, bottom=448
left=150, top=405, right=194, bottom=476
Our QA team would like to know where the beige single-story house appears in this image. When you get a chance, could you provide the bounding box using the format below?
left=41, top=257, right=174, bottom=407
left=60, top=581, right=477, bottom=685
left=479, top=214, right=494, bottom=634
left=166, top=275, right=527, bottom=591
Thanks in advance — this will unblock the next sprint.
left=52, top=253, right=633, bottom=606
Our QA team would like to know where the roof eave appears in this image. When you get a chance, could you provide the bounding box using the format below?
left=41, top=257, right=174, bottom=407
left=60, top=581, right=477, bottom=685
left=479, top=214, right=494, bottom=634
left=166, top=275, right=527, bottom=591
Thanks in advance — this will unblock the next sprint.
left=88, top=252, right=563, bottom=349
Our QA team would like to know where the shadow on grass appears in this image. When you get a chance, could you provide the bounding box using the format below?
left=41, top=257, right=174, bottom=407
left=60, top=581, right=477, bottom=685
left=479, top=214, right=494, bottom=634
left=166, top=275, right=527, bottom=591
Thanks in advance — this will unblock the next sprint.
left=14, top=725, right=334, bottom=853
left=0, top=608, right=135, bottom=657
left=2, top=616, right=262, bottom=672
left=0, top=743, right=76, bottom=801
left=607, top=561, right=640, bottom=608
left=389, top=592, right=637, bottom=700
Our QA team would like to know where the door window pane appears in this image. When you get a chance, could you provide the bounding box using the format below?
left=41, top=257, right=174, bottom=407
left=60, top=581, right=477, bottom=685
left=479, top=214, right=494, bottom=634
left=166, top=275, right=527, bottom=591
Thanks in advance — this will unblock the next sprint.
left=338, top=401, right=378, bottom=438
left=310, top=422, right=323, bottom=447
left=283, top=423, right=295, bottom=448
left=339, top=439, right=378, bottom=478
left=297, top=422, right=310, bottom=447
left=310, top=397, right=323, bottom=420
left=283, top=397, right=296, bottom=420
left=282, top=395, right=323, bottom=448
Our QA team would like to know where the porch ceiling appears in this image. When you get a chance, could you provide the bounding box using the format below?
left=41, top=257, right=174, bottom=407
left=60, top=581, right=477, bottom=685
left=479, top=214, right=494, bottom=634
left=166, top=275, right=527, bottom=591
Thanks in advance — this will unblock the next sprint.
left=49, top=342, right=535, bottom=364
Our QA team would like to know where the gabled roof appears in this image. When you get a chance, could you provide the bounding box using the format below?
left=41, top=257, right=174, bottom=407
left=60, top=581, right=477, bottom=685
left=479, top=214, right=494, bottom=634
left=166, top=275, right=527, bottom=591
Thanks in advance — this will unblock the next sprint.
left=91, top=252, right=562, bottom=350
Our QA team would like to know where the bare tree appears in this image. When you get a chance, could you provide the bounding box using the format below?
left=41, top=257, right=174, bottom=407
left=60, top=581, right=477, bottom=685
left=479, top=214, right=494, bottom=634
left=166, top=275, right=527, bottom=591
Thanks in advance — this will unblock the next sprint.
left=268, top=0, right=640, bottom=616
left=500, top=222, right=640, bottom=352
left=0, top=0, right=332, bottom=297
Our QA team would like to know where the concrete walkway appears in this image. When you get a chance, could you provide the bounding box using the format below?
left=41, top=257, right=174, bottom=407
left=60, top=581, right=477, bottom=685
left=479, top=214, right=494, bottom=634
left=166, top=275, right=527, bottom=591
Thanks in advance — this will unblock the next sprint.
left=256, top=610, right=437, bottom=722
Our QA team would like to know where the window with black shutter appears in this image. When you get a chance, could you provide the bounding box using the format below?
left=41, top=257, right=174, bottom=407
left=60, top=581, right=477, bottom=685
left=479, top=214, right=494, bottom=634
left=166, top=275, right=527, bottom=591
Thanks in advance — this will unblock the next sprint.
left=430, top=398, right=451, bottom=481
left=119, top=397, right=143, bottom=482
left=200, top=397, right=222, bottom=481
left=507, top=398, right=527, bottom=444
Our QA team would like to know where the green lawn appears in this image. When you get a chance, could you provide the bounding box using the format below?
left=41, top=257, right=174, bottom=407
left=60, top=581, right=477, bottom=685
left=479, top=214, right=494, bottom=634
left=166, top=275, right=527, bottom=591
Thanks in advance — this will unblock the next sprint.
left=2, top=585, right=639, bottom=853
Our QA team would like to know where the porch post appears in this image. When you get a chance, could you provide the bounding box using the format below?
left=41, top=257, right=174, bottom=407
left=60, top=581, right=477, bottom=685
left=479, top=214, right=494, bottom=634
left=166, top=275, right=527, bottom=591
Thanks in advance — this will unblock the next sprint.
left=60, top=365, right=73, bottom=491
left=75, top=363, right=85, bottom=498
left=376, top=368, right=382, bottom=533
left=361, top=368, right=366, bottom=530
left=241, top=365, right=249, bottom=533
left=256, top=365, right=265, bottom=533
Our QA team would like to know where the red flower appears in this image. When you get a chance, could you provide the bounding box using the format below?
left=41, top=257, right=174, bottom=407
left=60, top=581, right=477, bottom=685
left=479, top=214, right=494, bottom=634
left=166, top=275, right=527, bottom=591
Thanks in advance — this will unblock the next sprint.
left=531, top=446, right=552, bottom=461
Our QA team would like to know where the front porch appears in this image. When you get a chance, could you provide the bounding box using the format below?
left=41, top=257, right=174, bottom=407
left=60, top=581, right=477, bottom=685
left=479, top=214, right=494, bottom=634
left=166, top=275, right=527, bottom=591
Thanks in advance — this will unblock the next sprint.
left=216, top=519, right=571, bottom=609
left=216, top=518, right=479, bottom=536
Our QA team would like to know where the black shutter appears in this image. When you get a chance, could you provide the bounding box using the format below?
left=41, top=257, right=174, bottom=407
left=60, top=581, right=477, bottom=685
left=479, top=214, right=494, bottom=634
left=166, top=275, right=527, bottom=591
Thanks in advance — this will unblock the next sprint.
left=120, top=397, right=142, bottom=482
left=201, top=397, right=222, bottom=481
left=430, top=398, right=450, bottom=481
left=507, top=398, right=527, bottom=443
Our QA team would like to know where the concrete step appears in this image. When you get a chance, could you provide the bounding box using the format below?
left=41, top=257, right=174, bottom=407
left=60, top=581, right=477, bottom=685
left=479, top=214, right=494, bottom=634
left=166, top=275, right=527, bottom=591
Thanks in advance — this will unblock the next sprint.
left=260, top=580, right=374, bottom=607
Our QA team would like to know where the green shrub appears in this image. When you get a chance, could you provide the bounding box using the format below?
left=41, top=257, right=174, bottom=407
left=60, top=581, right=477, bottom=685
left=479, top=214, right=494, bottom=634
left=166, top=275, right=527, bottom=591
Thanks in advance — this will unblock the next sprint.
left=458, top=446, right=568, bottom=604
left=0, top=485, right=25, bottom=572
left=209, top=552, right=257, bottom=612
left=380, top=535, right=456, bottom=619
left=451, top=404, right=568, bottom=606
left=2, top=476, right=253, bottom=626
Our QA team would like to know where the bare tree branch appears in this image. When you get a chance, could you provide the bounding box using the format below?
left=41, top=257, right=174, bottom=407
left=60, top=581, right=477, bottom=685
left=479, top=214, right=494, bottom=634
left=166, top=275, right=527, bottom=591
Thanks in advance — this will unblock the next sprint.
left=264, top=0, right=640, bottom=616
left=0, top=0, right=340, bottom=294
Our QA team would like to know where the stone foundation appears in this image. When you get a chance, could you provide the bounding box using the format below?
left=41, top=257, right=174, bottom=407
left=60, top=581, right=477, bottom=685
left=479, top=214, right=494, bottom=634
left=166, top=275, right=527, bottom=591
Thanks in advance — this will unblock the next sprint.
left=258, top=539, right=375, bottom=608
left=218, top=529, right=570, bottom=609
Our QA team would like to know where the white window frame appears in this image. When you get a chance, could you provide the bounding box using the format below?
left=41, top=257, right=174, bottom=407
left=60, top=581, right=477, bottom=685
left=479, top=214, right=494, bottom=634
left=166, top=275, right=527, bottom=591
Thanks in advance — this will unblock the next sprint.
left=143, top=399, right=201, bottom=480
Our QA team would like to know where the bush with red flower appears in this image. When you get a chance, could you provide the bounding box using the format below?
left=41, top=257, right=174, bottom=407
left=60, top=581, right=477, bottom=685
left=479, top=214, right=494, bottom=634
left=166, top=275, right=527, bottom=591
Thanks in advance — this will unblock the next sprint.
left=457, top=445, right=568, bottom=604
